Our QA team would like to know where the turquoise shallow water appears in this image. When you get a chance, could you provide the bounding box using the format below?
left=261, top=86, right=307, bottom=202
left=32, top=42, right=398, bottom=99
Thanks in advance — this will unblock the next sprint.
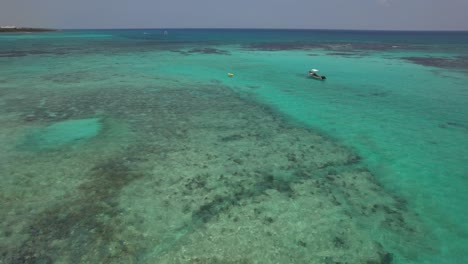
left=19, top=118, right=102, bottom=150
left=1, top=29, right=467, bottom=263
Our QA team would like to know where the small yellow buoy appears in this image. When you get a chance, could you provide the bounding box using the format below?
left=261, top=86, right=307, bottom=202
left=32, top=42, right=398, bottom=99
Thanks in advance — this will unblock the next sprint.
left=228, top=73, right=234, bottom=77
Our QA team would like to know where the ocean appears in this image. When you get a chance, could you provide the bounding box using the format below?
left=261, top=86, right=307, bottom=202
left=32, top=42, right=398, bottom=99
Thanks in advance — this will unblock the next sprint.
left=0, top=29, right=467, bottom=263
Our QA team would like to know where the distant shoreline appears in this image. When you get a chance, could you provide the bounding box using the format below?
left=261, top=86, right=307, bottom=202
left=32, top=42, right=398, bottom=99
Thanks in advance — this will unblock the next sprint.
left=59, top=27, right=468, bottom=32
left=0, top=27, right=58, bottom=33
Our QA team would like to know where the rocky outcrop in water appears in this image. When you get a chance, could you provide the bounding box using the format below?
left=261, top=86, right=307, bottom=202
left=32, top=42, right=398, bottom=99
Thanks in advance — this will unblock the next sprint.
left=0, top=27, right=57, bottom=33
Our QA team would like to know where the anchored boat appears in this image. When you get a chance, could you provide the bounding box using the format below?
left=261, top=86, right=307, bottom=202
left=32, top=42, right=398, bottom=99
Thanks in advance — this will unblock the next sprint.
left=308, top=69, right=326, bottom=80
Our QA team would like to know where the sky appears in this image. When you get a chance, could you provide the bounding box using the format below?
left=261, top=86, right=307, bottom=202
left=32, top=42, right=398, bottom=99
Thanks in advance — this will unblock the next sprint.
left=1, top=0, right=468, bottom=30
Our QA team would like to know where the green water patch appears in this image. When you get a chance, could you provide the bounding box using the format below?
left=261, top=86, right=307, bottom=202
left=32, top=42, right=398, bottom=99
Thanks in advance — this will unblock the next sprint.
left=19, top=118, right=102, bottom=150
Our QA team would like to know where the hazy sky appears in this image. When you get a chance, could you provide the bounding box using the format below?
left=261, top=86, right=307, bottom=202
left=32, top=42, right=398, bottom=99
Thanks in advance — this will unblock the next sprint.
left=1, top=0, right=467, bottom=30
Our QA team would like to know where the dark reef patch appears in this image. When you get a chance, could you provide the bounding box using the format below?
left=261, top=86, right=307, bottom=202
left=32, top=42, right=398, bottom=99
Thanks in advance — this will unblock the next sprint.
left=327, top=52, right=366, bottom=58
left=220, top=134, right=243, bottom=142
left=5, top=87, right=174, bottom=124
left=41, top=71, right=101, bottom=84
left=0, top=39, right=220, bottom=59
left=0, top=51, right=28, bottom=58
left=188, top=172, right=300, bottom=226
left=187, top=48, right=231, bottom=55
left=369, top=91, right=389, bottom=97
left=378, top=252, right=394, bottom=264
left=439, top=121, right=467, bottom=131
left=333, top=236, right=347, bottom=249
left=402, top=56, right=468, bottom=70
left=186, top=168, right=316, bottom=228
left=244, top=42, right=322, bottom=51
left=3, top=157, right=144, bottom=263
left=357, top=91, right=390, bottom=98
left=244, top=42, right=424, bottom=52
left=0, top=49, right=69, bottom=58
left=193, top=195, right=240, bottom=224
left=185, top=174, right=208, bottom=191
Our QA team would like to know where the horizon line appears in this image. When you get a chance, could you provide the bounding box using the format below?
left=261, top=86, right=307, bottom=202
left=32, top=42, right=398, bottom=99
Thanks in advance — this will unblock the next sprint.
left=57, top=27, right=468, bottom=32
